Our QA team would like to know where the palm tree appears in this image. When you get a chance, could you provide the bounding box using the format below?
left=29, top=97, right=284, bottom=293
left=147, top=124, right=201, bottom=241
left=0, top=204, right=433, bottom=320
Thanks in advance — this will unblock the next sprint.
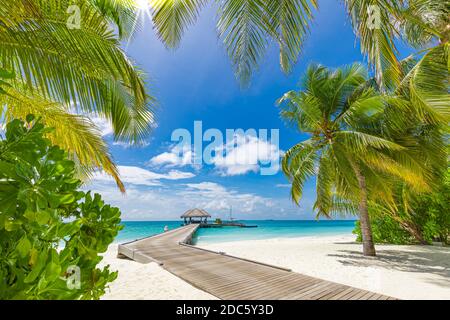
left=277, top=63, right=432, bottom=256
left=345, top=0, right=449, bottom=120
left=0, top=0, right=156, bottom=192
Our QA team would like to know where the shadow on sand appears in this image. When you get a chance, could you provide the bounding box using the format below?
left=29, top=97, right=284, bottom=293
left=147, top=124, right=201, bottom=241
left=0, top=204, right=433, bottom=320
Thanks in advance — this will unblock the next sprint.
left=328, top=243, right=450, bottom=288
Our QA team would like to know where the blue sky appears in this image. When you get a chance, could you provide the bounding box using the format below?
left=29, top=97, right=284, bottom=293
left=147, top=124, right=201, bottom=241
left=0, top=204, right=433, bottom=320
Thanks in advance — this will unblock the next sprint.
left=88, top=1, right=413, bottom=221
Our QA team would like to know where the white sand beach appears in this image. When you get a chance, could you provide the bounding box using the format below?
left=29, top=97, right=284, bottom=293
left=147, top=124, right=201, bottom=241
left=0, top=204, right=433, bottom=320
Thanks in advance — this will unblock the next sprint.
left=100, top=245, right=216, bottom=300
left=200, top=235, right=450, bottom=300
left=101, top=235, right=450, bottom=300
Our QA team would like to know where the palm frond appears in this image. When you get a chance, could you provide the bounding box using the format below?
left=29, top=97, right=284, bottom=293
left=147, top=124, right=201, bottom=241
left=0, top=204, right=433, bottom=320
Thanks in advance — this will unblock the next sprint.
left=314, top=152, right=333, bottom=217
left=282, top=140, right=317, bottom=204
left=402, top=44, right=450, bottom=124
left=266, top=0, right=317, bottom=73
left=89, top=0, right=139, bottom=39
left=0, top=83, right=125, bottom=192
left=326, top=195, right=359, bottom=217
left=344, top=0, right=403, bottom=90
left=335, top=130, right=406, bottom=152
left=217, top=0, right=271, bottom=86
left=360, top=149, right=429, bottom=192
left=338, top=91, right=386, bottom=127
left=150, top=0, right=208, bottom=48
left=0, top=0, right=155, bottom=144
left=399, top=0, right=448, bottom=47
left=277, top=90, right=323, bottom=132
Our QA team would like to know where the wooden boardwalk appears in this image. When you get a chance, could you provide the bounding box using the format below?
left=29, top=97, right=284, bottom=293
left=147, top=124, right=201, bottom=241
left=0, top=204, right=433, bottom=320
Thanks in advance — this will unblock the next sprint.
left=118, top=224, right=395, bottom=300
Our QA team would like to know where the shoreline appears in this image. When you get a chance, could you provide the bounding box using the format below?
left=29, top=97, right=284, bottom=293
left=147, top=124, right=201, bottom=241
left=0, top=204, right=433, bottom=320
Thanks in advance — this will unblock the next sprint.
left=101, top=233, right=450, bottom=300
left=114, top=231, right=355, bottom=245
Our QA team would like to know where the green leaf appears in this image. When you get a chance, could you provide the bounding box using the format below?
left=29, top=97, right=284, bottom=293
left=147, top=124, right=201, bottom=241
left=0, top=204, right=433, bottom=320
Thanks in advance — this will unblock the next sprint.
left=36, top=210, right=51, bottom=225
left=26, top=114, right=35, bottom=123
left=59, top=193, right=76, bottom=205
left=24, top=250, right=48, bottom=284
left=0, top=68, right=15, bottom=79
left=0, top=117, right=123, bottom=299
left=44, top=250, right=61, bottom=282
left=0, top=161, right=17, bottom=178
left=24, top=209, right=36, bottom=222
left=29, top=248, right=39, bottom=267
left=4, top=219, right=22, bottom=231
left=16, top=236, right=31, bottom=258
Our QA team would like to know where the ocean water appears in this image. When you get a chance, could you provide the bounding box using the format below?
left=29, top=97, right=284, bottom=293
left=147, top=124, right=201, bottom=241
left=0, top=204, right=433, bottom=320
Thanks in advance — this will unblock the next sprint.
left=116, top=220, right=357, bottom=245
left=115, top=221, right=184, bottom=243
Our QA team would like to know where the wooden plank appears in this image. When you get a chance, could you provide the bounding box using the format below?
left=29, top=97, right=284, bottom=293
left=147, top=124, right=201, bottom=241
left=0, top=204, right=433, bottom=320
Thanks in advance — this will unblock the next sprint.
left=348, top=290, right=373, bottom=300
left=283, top=281, right=340, bottom=300
left=118, top=225, right=397, bottom=300
left=217, top=274, right=299, bottom=299
left=305, top=282, right=349, bottom=300
left=317, top=285, right=351, bottom=300
left=341, top=289, right=366, bottom=300
left=359, top=291, right=378, bottom=300
left=320, top=286, right=355, bottom=300
left=231, top=275, right=320, bottom=300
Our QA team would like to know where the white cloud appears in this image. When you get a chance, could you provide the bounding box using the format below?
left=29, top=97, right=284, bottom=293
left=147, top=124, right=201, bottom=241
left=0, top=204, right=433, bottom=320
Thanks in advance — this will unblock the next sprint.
left=89, top=115, right=114, bottom=137
left=275, top=184, right=291, bottom=188
left=112, top=140, right=150, bottom=148
left=87, top=114, right=154, bottom=148
left=180, top=182, right=274, bottom=213
left=91, top=165, right=195, bottom=186
left=148, top=133, right=281, bottom=176
left=85, top=178, right=313, bottom=220
left=184, top=182, right=227, bottom=193
left=149, top=144, right=194, bottom=167
left=211, top=133, right=281, bottom=176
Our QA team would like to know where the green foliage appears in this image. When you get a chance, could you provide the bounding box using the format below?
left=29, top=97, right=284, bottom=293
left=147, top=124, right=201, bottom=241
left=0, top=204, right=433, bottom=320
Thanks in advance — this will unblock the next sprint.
left=0, top=0, right=157, bottom=192
left=354, top=170, right=450, bottom=245
left=0, top=117, right=123, bottom=299
left=0, top=67, right=14, bottom=94
left=353, top=217, right=413, bottom=245
left=277, top=63, right=430, bottom=213
left=408, top=170, right=450, bottom=244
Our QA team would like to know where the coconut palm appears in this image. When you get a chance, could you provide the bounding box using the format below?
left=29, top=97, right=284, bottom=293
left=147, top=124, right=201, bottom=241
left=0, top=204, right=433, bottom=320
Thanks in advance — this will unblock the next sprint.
left=346, top=0, right=449, bottom=121
left=0, top=0, right=156, bottom=192
left=395, top=0, right=449, bottom=123
left=277, top=63, right=433, bottom=256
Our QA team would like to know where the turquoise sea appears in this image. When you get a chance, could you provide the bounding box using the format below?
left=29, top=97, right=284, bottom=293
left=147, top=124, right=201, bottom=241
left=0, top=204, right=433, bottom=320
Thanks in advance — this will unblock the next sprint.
left=116, top=220, right=357, bottom=245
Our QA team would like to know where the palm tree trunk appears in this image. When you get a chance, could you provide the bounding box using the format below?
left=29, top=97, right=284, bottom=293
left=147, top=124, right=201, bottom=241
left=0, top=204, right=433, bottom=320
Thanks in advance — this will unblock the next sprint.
left=353, top=163, right=376, bottom=256
left=397, top=220, right=428, bottom=245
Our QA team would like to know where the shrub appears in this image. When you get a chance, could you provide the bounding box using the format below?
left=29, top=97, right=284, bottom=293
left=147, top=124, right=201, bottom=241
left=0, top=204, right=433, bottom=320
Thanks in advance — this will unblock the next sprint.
left=0, top=116, right=122, bottom=299
left=353, top=170, right=450, bottom=245
left=353, top=216, right=413, bottom=245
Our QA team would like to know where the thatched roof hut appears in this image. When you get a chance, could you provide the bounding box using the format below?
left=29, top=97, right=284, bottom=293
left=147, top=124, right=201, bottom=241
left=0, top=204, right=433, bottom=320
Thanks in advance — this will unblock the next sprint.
left=181, top=208, right=211, bottom=224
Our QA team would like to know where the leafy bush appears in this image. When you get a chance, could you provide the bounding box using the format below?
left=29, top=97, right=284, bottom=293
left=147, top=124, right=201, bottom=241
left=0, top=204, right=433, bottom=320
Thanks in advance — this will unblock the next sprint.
left=410, top=171, right=450, bottom=244
left=353, top=216, right=413, bottom=245
left=0, top=116, right=122, bottom=299
left=353, top=170, right=450, bottom=245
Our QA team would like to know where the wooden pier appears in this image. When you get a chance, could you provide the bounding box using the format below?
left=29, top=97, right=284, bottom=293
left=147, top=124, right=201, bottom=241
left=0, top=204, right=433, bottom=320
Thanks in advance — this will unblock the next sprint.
left=118, top=225, right=396, bottom=300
